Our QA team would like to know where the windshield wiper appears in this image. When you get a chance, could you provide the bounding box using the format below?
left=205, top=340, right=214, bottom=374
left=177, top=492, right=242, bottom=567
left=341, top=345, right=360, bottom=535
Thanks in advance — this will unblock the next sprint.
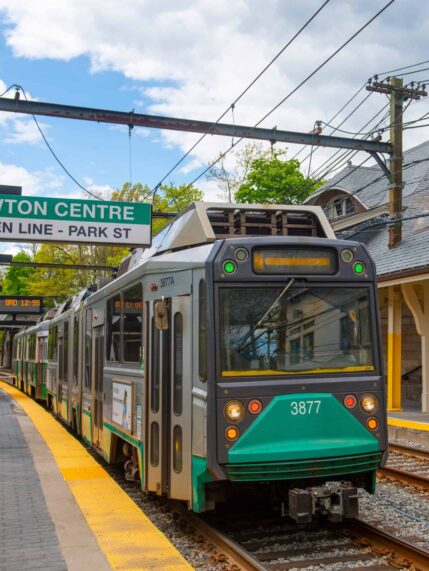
left=236, top=278, right=295, bottom=353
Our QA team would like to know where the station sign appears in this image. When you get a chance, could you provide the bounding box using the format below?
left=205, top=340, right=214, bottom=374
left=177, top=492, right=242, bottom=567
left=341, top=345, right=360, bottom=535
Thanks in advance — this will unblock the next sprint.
left=0, top=296, right=43, bottom=315
left=0, top=194, right=152, bottom=247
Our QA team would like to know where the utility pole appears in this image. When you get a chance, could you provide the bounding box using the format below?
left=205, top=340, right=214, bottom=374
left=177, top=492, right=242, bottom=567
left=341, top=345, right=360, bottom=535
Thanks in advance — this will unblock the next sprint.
left=367, top=77, right=427, bottom=248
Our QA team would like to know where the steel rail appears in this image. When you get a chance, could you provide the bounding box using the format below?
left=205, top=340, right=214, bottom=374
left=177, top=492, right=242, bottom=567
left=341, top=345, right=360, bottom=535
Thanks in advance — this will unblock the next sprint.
left=379, top=465, right=429, bottom=489
left=389, top=442, right=429, bottom=461
left=347, top=518, right=429, bottom=570
left=171, top=504, right=265, bottom=571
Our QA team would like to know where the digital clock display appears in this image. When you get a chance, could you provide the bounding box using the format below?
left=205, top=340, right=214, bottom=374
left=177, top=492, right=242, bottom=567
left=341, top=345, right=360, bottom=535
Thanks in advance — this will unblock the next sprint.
left=0, top=296, right=43, bottom=314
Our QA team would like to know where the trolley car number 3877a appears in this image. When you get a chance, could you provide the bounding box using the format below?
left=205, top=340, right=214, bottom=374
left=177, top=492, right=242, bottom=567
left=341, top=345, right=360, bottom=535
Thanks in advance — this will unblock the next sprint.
left=290, top=400, right=322, bottom=415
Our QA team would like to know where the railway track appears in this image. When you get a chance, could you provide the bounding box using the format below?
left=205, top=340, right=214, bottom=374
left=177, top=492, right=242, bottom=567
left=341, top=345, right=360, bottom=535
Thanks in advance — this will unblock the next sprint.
left=196, top=511, right=429, bottom=570
left=378, top=443, right=429, bottom=489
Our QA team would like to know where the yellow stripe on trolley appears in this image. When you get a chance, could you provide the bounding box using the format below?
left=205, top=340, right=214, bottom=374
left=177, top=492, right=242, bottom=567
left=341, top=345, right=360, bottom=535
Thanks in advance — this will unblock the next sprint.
left=222, top=365, right=375, bottom=376
left=0, top=381, right=192, bottom=571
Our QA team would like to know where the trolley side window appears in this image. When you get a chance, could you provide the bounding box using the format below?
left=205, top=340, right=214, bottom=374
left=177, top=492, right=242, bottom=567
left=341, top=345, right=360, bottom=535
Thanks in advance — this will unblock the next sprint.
left=173, top=312, right=183, bottom=415
left=64, top=321, right=69, bottom=382
left=28, top=335, right=36, bottom=361
left=48, top=326, right=58, bottom=361
left=199, top=279, right=207, bottom=382
left=123, top=284, right=143, bottom=363
left=73, top=315, right=79, bottom=385
left=106, top=294, right=121, bottom=362
left=84, top=309, right=92, bottom=390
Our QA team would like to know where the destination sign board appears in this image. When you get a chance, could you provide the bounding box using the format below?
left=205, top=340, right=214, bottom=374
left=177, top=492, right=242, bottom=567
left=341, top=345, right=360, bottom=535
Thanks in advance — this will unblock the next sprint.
left=0, top=194, right=152, bottom=247
left=0, top=296, right=43, bottom=315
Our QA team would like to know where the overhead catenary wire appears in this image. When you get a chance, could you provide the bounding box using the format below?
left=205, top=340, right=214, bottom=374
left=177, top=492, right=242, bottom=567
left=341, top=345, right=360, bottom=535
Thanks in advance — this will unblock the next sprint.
left=16, top=85, right=103, bottom=201
left=162, top=0, right=396, bottom=212
left=311, top=84, right=422, bottom=187
left=376, top=59, right=429, bottom=77
left=296, top=90, right=374, bottom=166
left=308, top=79, right=425, bottom=181
left=309, top=104, right=390, bottom=182
left=342, top=212, right=429, bottom=240
left=148, top=0, right=332, bottom=197
left=291, top=82, right=369, bottom=160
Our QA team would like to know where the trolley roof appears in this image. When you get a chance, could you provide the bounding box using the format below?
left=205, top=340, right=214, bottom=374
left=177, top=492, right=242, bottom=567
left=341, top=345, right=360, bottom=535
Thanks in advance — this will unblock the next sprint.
left=118, top=202, right=335, bottom=276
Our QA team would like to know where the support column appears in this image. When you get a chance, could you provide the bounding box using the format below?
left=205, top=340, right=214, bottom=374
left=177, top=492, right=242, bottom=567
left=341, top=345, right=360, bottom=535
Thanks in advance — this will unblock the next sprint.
left=402, top=281, right=429, bottom=413
left=387, top=286, right=402, bottom=411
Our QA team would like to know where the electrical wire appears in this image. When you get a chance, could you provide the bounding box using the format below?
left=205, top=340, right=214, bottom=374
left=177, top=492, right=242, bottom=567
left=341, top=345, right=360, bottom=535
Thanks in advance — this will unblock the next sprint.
left=291, top=82, right=369, bottom=160
left=309, top=104, right=390, bottom=182
left=310, top=80, right=425, bottom=181
left=376, top=59, right=429, bottom=77
left=296, top=91, right=373, bottom=166
left=342, top=212, right=429, bottom=240
left=16, top=85, right=103, bottom=201
left=0, top=84, right=19, bottom=97
left=385, top=66, right=429, bottom=78
left=149, top=0, right=332, bottom=196
left=162, top=0, right=396, bottom=212
left=311, top=87, right=421, bottom=187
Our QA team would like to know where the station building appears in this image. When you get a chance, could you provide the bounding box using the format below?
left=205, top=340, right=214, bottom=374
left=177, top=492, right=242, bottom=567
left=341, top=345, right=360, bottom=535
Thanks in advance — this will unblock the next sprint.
left=305, top=140, right=429, bottom=428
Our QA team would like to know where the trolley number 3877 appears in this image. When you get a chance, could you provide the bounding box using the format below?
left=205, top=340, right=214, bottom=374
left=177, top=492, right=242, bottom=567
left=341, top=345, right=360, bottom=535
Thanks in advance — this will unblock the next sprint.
left=290, top=400, right=322, bottom=415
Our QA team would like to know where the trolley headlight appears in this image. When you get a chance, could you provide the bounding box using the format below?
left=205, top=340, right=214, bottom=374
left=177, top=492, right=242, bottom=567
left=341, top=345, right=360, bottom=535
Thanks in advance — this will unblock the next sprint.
left=224, top=400, right=245, bottom=422
left=360, top=394, right=378, bottom=413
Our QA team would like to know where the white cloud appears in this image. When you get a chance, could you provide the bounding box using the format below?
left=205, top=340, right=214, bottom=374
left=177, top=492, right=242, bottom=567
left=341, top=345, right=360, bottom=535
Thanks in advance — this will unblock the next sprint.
left=1, top=0, right=429, bottom=191
left=0, top=162, right=64, bottom=196
left=3, top=117, right=48, bottom=145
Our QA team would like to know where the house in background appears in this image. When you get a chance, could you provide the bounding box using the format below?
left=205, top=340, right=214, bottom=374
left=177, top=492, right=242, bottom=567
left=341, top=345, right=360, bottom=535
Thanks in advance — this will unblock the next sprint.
left=305, top=140, right=429, bottom=424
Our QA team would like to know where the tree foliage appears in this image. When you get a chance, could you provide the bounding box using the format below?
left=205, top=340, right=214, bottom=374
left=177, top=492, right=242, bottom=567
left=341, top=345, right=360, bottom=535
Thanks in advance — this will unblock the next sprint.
left=208, top=143, right=324, bottom=205
left=235, top=147, right=323, bottom=204
left=1, top=252, right=36, bottom=295
left=111, top=181, right=203, bottom=234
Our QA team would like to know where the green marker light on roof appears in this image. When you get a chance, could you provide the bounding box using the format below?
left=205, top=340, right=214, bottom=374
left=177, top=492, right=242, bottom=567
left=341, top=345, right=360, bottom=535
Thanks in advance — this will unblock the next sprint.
left=354, top=261, right=365, bottom=275
left=223, top=260, right=237, bottom=274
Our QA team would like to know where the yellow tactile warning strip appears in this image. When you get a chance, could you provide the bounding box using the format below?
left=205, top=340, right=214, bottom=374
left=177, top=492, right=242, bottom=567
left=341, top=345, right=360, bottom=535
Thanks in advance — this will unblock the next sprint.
left=388, top=416, right=429, bottom=432
left=0, top=381, right=193, bottom=571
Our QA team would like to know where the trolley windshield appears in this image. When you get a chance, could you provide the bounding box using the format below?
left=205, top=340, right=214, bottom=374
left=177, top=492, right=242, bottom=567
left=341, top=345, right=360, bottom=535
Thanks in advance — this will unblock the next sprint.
left=219, top=285, right=375, bottom=377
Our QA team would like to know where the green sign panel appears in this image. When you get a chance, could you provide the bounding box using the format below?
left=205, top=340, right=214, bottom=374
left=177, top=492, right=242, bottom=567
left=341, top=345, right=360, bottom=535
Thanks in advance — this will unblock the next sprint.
left=0, top=194, right=152, bottom=247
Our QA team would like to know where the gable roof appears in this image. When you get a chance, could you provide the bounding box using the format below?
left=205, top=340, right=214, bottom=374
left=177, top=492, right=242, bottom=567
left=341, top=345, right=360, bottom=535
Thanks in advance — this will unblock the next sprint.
left=307, top=140, right=429, bottom=279
left=306, top=139, right=429, bottom=210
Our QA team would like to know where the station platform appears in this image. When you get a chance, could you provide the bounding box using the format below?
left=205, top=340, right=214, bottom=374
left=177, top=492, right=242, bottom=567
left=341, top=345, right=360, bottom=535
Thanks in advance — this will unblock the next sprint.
left=388, top=410, right=429, bottom=447
left=0, top=380, right=192, bottom=571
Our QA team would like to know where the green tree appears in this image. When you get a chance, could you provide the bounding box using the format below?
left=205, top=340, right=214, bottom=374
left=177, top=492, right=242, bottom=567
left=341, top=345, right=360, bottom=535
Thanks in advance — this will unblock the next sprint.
left=208, top=143, right=324, bottom=205
left=111, top=181, right=204, bottom=234
left=28, top=243, right=122, bottom=298
left=2, top=252, right=36, bottom=295
left=235, top=147, right=323, bottom=204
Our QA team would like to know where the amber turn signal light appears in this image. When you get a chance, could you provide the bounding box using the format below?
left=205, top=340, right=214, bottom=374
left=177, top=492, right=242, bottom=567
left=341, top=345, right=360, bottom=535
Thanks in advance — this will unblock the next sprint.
left=225, top=426, right=240, bottom=441
left=344, top=395, right=357, bottom=409
left=367, top=417, right=378, bottom=431
left=248, top=399, right=263, bottom=414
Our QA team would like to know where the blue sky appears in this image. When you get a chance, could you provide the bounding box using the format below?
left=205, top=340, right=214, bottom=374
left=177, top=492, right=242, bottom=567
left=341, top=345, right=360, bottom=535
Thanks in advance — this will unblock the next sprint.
left=0, top=47, right=187, bottom=194
left=1, top=0, right=429, bottom=255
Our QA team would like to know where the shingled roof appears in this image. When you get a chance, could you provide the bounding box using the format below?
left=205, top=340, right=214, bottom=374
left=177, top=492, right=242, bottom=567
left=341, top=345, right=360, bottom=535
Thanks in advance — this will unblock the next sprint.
left=306, top=140, right=429, bottom=279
